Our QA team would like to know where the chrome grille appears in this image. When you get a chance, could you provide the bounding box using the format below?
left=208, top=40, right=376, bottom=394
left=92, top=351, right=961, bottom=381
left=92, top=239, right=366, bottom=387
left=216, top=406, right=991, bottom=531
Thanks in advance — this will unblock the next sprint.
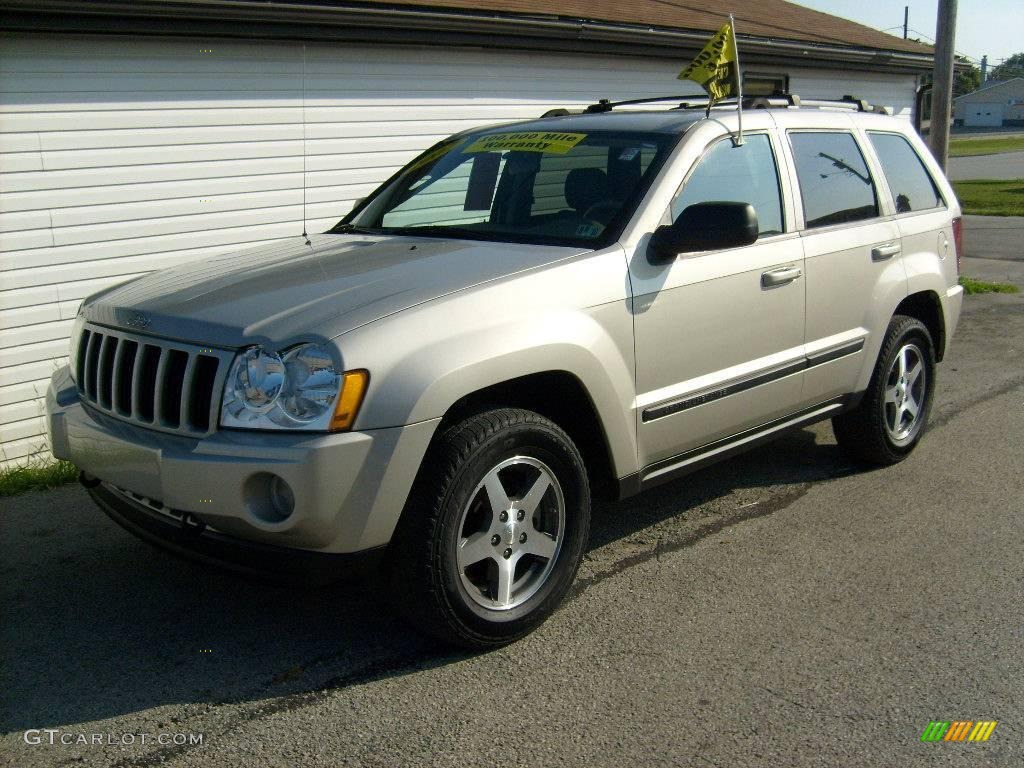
left=75, top=324, right=232, bottom=437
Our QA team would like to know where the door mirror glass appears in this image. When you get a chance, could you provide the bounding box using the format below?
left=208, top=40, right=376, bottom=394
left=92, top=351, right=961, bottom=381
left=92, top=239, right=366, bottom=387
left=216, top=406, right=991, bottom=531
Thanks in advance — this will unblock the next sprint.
left=649, top=201, right=759, bottom=260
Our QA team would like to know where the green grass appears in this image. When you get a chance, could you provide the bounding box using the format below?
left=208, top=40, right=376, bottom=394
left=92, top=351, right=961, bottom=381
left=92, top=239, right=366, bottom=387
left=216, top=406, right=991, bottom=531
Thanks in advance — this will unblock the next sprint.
left=959, top=276, right=1019, bottom=295
left=952, top=179, right=1024, bottom=216
left=0, top=458, right=78, bottom=497
left=949, top=136, right=1024, bottom=157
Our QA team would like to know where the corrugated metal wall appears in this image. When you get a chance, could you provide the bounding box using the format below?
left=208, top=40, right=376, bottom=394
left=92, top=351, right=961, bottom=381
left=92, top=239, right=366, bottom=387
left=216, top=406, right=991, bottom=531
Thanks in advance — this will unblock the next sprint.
left=0, top=31, right=917, bottom=465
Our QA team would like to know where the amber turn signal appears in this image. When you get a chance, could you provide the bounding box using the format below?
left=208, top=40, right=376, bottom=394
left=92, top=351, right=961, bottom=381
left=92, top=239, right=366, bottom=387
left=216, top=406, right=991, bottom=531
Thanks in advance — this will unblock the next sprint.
left=330, top=369, right=369, bottom=431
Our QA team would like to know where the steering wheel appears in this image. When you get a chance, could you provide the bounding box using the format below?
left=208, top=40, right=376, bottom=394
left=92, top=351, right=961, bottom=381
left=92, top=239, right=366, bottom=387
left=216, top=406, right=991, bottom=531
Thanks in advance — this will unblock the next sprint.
left=582, top=200, right=620, bottom=226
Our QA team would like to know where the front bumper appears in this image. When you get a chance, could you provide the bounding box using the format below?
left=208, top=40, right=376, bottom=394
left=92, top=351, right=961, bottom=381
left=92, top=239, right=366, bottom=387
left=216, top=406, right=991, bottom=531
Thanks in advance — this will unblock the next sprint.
left=87, top=481, right=385, bottom=583
left=46, top=366, right=438, bottom=556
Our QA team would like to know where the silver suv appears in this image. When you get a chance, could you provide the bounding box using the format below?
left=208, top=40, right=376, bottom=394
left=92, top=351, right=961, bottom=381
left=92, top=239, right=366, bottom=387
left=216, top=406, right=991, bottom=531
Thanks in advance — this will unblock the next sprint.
left=47, top=96, right=964, bottom=648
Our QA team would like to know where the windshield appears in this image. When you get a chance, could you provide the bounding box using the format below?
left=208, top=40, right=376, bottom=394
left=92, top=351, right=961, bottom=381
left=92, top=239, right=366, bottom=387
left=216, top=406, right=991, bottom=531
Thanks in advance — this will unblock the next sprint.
left=334, top=128, right=677, bottom=247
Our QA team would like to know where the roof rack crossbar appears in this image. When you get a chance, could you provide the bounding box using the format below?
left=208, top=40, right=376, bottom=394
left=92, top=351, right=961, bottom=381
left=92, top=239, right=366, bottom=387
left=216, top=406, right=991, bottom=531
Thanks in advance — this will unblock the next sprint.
left=565, top=92, right=892, bottom=118
left=583, top=94, right=712, bottom=113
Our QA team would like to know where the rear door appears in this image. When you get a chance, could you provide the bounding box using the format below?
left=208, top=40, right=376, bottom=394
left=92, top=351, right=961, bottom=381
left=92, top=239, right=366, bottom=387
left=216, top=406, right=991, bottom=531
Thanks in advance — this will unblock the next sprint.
left=864, top=129, right=954, bottom=302
left=782, top=124, right=905, bottom=406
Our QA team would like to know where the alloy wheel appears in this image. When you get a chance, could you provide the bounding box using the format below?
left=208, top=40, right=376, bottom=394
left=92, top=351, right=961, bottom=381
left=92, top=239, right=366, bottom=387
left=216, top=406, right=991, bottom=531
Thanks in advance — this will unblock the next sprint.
left=455, top=456, right=565, bottom=611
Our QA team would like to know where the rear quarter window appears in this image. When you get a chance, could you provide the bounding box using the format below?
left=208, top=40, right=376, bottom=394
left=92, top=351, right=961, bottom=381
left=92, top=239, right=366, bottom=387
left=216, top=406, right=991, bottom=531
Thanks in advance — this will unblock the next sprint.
left=789, top=132, right=879, bottom=229
left=867, top=132, right=944, bottom=213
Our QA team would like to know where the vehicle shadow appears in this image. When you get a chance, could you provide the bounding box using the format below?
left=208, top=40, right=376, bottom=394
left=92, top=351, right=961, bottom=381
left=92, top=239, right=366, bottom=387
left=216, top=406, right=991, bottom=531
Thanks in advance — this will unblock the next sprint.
left=0, top=425, right=856, bottom=734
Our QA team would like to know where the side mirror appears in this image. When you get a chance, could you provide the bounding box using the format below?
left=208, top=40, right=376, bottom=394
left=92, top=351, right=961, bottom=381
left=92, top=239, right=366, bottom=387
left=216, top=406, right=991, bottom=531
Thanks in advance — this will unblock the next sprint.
left=649, top=202, right=759, bottom=261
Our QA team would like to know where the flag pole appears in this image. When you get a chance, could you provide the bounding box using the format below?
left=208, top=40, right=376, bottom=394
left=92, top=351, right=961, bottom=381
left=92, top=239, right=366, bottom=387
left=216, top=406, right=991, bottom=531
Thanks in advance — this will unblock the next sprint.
left=731, top=13, right=744, bottom=146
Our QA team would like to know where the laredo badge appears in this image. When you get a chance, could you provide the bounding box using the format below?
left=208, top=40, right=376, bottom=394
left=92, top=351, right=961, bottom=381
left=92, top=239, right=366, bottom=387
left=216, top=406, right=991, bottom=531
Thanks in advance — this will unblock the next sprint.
left=466, top=132, right=587, bottom=155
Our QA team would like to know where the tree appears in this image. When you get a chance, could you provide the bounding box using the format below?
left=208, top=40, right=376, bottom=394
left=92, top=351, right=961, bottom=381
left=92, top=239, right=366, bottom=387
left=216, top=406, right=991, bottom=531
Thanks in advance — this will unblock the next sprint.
left=990, top=52, right=1024, bottom=81
left=953, top=58, right=981, bottom=97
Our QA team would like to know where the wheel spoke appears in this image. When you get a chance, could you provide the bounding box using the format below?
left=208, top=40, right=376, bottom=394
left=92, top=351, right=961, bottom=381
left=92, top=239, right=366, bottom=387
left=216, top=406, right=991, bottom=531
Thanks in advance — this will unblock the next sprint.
left=523, top=529, right=557, bottom=560
left=519, top=472, right=552, bottom=516
left=482, top=468, right=510, bottom=517
left=906, top=358, right=923, bottom=387
left=458, top=531, right=494, bottom=570
left=885, top=386, right=899, bottom=405
left=898, top=348, right=908, bottom=379
left=889, top=405, right=903, bottom=433
left=904, top=396, right=919, bottom=420
left=495, top=557, right=516, bottom=606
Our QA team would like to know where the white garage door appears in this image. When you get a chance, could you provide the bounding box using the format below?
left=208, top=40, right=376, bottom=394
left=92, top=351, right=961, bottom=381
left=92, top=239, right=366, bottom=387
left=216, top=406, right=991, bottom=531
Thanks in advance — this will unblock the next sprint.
left=0, top=31, right=917, bottom=465
left=965, top=102, right=1005, bottom=127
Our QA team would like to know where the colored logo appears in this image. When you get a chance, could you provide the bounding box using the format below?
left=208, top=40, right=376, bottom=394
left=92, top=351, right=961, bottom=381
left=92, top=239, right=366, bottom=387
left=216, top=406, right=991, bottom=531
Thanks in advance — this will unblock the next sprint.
left=921, top=721, right=997, bottom=742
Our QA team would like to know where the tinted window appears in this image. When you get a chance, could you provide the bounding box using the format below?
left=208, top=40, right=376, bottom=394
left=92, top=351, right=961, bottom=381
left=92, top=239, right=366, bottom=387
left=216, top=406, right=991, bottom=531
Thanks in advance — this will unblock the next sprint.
left=867, top=132, right=943, bottom=213
left=342, top=129, right=675, bottom=247
left=671, top=134, right=784, bottom=236
left=789, top=132, right=879, bottom=228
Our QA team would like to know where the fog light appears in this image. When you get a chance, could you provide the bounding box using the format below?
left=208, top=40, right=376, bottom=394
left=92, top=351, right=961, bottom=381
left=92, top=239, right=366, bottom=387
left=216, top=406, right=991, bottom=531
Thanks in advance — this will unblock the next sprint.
left=244, top=472, right=296, bottom=524
left=270, top=475, right=295, bottom=519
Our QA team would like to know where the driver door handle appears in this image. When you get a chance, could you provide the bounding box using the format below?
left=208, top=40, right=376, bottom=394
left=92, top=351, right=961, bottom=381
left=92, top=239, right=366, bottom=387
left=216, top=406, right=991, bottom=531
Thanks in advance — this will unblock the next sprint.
left=761, top=266, right=802, bottom=288
left=871, top=242, right=902, bottom=261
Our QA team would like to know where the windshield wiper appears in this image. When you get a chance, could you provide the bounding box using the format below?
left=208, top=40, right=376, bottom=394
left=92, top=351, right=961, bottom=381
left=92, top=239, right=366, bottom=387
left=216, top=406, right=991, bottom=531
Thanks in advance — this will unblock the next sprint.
left=331, top=223, right=382, bottom=235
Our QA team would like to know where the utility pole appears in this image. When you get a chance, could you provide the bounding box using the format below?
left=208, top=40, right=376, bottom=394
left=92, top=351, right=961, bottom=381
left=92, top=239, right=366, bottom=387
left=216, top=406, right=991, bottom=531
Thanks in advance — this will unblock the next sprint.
left=903, top=6, right=909, bottom=39
left=929, top=0, right=957, bottom=172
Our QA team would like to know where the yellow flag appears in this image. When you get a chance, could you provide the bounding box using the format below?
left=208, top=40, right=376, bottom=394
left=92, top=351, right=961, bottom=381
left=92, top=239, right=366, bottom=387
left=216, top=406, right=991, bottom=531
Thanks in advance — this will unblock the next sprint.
left=678, top=22, right=739, bottom=103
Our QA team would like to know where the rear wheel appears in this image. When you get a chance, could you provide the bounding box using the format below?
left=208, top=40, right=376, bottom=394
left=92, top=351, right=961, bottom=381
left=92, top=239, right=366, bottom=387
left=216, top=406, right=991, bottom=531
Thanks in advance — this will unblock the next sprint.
left=832, top=315, right=936, bottom=466
left=390, top=408, right=590, bottom=649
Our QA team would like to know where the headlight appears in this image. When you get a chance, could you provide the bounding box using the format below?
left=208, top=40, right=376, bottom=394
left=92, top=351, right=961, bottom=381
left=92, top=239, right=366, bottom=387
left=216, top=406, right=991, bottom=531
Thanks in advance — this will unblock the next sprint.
left=220, top=343, right=367, bottom=431
left=235, top=347, right=286, bottom=413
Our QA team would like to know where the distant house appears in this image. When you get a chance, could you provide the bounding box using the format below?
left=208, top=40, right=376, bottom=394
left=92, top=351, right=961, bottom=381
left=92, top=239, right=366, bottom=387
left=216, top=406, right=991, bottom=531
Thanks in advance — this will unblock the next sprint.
left=954, top=78, right=1024, bottom=127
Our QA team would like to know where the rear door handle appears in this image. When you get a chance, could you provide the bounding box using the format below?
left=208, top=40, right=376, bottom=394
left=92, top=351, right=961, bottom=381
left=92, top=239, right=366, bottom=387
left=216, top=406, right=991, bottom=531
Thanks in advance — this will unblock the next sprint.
left=761, top=266, right=802, bottom=288
left=871, top=242, right=902, bottom=261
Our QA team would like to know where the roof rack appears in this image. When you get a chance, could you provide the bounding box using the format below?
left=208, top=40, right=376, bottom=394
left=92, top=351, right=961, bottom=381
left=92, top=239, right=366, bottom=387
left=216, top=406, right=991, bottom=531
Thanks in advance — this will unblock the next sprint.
left=541, top=92, right=892, bottom=118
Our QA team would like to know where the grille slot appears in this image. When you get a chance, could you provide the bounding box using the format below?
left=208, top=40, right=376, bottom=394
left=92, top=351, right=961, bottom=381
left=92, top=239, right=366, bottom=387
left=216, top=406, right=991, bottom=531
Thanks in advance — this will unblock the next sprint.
left=137, top=344, right=161, bottom=423
left=75, top=324, right=229, bottom=437
left=113, top=340, right=138, bottom=416
left=160, top=350, right=189, bottom=428
left=97, top=335, right=117, bottom=409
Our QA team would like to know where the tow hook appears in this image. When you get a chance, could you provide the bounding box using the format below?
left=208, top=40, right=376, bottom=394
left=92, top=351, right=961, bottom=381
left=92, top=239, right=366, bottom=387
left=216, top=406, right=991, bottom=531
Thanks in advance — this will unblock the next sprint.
left=79, top=471, right=101, bottom=489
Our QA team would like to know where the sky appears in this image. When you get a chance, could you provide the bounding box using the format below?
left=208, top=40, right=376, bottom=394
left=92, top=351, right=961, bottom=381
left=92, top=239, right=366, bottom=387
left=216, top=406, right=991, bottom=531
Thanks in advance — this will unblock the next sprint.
left=794, top=0, right=1020, bottom=69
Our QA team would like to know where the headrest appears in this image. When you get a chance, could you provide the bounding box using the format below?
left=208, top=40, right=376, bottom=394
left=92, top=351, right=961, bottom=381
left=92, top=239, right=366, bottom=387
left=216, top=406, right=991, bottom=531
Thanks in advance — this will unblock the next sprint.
left=565, top=167, right=608, bottom=213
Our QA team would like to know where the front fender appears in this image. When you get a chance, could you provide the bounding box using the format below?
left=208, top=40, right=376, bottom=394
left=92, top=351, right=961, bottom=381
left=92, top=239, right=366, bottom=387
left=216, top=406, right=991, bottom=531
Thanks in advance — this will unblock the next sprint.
left=337, top=252, right=638, bottom=478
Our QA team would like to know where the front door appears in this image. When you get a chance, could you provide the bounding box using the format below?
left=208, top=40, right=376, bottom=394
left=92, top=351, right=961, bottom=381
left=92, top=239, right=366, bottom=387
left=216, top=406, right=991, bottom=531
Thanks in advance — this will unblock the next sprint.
left=630, top=131, right=806, bottom=472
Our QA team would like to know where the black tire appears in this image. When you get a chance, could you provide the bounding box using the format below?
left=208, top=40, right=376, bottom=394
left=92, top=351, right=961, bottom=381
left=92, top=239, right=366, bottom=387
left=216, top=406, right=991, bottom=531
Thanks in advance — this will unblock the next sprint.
left=832, top=314, right=936, bottom=466
left=389, top=408, right=590, bottom=649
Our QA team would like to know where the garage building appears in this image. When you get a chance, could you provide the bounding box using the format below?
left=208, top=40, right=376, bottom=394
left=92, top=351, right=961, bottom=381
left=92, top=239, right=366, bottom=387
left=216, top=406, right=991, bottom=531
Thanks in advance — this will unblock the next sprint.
left=954, top=77, right=1024, bottom=128
left=0, top=0, right=934, bottom=465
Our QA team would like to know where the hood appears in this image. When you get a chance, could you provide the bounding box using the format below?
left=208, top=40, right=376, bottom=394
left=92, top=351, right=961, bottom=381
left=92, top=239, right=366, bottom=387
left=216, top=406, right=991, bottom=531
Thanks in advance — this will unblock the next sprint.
left=81, top=234, right=586, bottom=349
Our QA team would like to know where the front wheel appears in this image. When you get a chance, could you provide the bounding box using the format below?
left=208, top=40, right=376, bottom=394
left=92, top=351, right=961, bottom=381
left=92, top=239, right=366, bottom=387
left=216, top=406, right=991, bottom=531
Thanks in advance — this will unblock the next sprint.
left=832, top=315, right=936, bottom=466
left=389, top=408, right=590, bottom=649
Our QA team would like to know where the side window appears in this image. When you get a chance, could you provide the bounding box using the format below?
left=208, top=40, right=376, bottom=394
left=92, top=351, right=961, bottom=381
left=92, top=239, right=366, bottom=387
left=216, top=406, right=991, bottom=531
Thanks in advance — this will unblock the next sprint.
left=671, top=134, right=784, bottom=236
left=867, top=132, right=943, bottom=213
left=789, top=132, right=879, bottom=228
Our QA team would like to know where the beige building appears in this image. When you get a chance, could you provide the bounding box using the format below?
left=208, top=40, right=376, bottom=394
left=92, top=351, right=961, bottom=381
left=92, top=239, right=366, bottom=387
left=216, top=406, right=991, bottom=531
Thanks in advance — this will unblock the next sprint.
left=954, top=78, right=1024, bottom=127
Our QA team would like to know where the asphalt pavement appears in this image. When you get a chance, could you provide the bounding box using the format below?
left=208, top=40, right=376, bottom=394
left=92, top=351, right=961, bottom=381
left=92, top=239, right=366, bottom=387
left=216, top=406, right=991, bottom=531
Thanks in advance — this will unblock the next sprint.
left=963, top=215, right=1024, bottom=266
left=948, top=150, right=1024, bottom=181
left=2, top=243, right=1023, bottom=767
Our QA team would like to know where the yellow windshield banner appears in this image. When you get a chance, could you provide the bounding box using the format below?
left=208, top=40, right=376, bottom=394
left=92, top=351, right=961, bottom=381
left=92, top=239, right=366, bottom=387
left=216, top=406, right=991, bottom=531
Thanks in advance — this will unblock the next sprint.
left=408, top=137, right=463, bottom=171
left=677, top=22, right=739, bottom=103
left=465, top=132, right=587, bottom=155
